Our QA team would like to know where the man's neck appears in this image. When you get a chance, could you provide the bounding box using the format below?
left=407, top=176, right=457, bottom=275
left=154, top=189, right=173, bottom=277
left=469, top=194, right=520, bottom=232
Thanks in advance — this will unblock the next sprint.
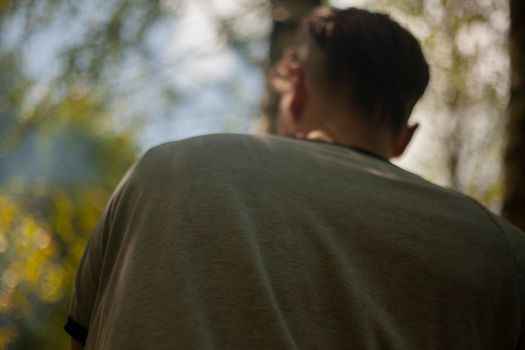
left=302, top=127, right=393, bottom=160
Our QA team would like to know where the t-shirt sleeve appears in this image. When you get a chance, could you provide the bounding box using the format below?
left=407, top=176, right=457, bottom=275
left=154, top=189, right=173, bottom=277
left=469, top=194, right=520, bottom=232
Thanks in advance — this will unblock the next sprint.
left=64, top=163, right=137, bottom=345
left=64, top=205, right=111, bottom=345
left=494, top=216, right=525, bottom=349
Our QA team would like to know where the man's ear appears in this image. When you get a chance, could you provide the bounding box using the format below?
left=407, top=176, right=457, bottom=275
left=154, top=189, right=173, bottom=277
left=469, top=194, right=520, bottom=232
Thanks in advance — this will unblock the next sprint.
left=289, top=67, right=306, bottom=121
left=391, top=123, right=419, bottom=158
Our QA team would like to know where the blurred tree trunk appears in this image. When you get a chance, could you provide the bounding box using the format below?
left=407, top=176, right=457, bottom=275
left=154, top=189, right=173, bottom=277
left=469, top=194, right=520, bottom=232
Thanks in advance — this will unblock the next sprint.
left=258, top=0, right=321, bottom=133
left=503, top=0, right=525, bottom=231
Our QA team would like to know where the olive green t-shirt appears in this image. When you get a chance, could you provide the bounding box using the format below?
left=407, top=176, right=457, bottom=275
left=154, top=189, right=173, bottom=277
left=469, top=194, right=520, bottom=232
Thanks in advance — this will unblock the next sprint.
left=66, top=133, right=525, bottom=349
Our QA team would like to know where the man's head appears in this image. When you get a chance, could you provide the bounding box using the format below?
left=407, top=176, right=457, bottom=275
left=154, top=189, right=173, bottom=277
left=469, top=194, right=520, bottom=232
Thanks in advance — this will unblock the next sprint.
left=272, top=7, right=430, bottom=159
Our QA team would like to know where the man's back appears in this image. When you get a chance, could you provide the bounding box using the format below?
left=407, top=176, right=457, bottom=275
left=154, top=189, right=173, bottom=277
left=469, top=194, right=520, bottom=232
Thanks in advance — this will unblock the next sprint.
left=68, top=134, right=525, bottom=349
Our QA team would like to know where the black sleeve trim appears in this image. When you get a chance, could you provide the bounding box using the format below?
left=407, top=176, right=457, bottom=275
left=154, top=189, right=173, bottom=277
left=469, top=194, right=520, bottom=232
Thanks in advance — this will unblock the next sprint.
left=64, top=316, right=88, bottom=345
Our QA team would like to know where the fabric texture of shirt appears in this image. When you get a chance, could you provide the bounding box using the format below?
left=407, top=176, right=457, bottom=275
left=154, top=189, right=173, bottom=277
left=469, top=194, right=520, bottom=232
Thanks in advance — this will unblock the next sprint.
left=65, top=133, right=525, bottom=349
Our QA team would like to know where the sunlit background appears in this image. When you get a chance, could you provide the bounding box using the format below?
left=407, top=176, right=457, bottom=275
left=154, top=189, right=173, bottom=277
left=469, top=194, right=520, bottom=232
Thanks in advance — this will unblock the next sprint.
left=0, top=0, right=510, bottom=348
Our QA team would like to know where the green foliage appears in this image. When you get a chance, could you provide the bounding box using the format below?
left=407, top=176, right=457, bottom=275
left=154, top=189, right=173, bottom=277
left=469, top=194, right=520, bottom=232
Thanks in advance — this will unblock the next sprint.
left=0, top=91, right=137, bottom=348
left=0, top=1, right=147, bottom=348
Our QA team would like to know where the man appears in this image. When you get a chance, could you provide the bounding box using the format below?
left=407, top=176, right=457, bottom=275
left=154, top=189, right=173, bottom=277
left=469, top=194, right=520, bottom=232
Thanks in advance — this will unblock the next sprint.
left=65, top=7, right=525, bottom=349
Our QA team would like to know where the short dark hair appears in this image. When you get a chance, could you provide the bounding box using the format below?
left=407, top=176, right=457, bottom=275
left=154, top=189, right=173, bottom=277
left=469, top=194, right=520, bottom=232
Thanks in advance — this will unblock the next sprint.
left=296, top=7, right=430, bottom=133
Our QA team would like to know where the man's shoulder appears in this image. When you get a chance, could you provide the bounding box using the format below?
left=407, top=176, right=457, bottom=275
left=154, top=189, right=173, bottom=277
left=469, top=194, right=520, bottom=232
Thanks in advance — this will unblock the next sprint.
left=138, top=133, right=254, bottom=165
left=131, top=134, right=278, bottom=182
left=493, top=215, right=525, bottom=256
left=145, top=133, right=269, bottom=155
left=139, top=133, right=317, bottom=170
